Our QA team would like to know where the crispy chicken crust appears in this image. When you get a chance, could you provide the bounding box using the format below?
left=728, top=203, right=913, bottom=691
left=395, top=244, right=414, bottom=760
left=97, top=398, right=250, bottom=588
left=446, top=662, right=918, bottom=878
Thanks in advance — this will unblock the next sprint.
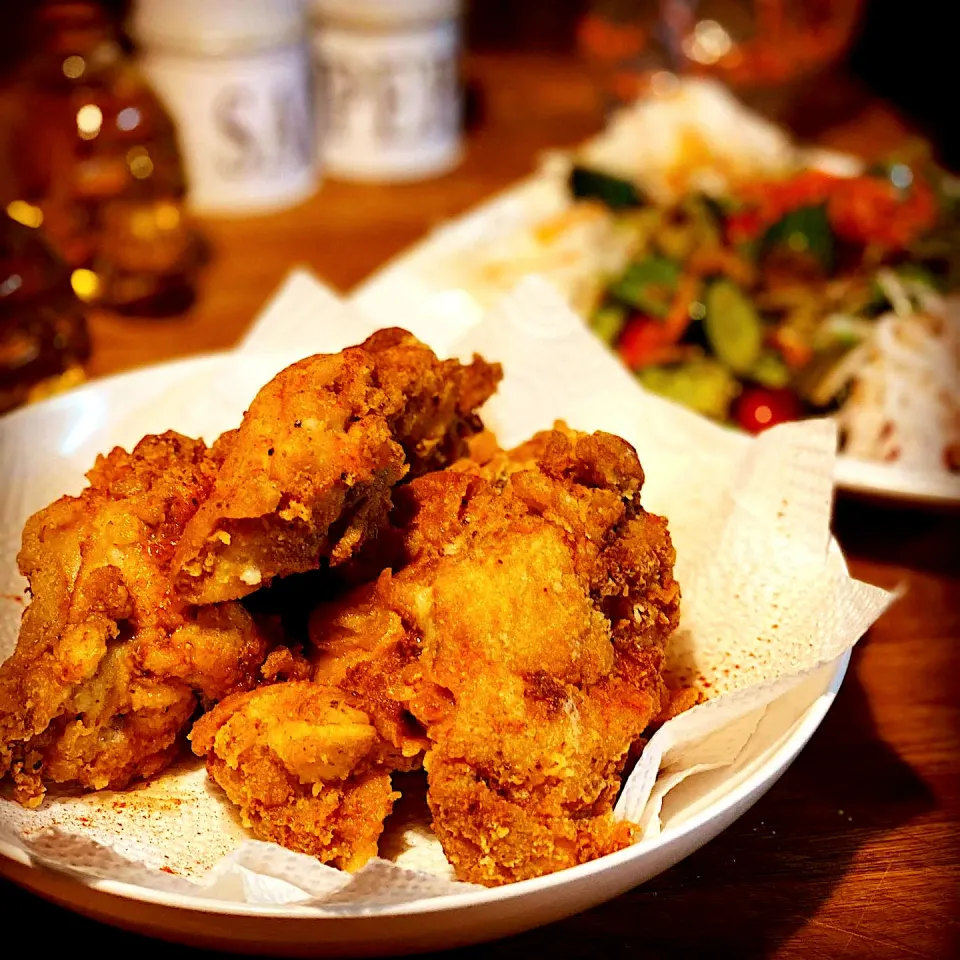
left=0, top=330, right=500, bottom=808
left=173, top=329, right=501, bottom=605
left=0, top=432, right=267, bottom=807
left=191, top=681, right=399, bottom=871
left=309, top=426, right=680, bottom=884
left=1, top=331, right=678, bottom=886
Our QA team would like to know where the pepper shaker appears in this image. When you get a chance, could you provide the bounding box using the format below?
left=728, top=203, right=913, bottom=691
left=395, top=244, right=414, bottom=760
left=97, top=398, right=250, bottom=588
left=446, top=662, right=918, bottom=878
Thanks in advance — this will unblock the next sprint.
left=131, top=0, right=317, bottom=216
left=312, top=0, right=463, bottom=182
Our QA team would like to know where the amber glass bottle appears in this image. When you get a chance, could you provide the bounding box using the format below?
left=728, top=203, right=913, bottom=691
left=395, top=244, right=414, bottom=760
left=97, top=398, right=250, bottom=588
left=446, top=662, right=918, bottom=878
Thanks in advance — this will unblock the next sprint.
left=0, top=211, right=90, bottom=415
left=1, top=1, right=202, bottom=315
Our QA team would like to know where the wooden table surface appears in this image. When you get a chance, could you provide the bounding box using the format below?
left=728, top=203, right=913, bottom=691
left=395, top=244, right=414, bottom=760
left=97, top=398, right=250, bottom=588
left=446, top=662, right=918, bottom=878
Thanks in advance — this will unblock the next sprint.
left=4, top=54, right=959, bottom=959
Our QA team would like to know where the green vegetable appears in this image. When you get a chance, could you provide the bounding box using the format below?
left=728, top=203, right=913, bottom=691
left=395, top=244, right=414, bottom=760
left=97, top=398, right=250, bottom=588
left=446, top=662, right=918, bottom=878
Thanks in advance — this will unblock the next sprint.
left=569, top=165, right=644, bottom=211
left=608, top=257, right=680, bottom=317
left=749, top=350, right=791, bottom=389
left=704, top=280, right=764, bottom=375
left=590, top=303, right=627, bottom=345
left=762, top=204, right=834, bottom=273
left=637, top=359, right=738, bottom=421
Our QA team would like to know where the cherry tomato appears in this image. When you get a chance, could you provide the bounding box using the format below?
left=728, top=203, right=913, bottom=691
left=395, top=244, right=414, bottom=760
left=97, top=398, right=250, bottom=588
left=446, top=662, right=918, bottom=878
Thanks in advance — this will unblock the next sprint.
left=734, top=386, right=802, bottom=434
left=617, top=316, right=665, bottom=370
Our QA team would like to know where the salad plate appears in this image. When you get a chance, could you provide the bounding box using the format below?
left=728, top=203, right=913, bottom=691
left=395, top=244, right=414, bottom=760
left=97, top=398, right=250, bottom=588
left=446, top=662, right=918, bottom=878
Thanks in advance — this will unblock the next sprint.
left=353, top=81, right=960, bottom=506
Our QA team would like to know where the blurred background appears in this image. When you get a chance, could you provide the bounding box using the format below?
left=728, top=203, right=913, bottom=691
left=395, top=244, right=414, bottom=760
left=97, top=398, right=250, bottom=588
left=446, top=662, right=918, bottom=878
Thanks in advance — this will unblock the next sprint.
left=0, top=0, right=955, bottom=414
left=3, top=1, right=954, bottom=159
left=474, top=1, right=956, bottom=167
left=2, top=6, right=958, bottom=955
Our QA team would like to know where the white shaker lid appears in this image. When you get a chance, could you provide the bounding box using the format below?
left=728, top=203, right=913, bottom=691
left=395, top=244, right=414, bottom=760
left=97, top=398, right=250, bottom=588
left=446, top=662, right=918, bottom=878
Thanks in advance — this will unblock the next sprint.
left=311, top=0, right=461, bottom=29
left=131, top=0, right=306, bottom=55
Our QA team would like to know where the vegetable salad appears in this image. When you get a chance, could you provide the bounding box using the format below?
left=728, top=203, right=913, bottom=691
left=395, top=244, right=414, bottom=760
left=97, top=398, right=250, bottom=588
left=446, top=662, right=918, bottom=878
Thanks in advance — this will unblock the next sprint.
left=574, top=156, right=959, bottom=453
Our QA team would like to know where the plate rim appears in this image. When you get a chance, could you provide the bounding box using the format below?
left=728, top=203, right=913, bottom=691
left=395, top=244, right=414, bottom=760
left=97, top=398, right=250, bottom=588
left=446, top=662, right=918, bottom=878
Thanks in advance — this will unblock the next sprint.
left=0, top=649, right=850, bottom=920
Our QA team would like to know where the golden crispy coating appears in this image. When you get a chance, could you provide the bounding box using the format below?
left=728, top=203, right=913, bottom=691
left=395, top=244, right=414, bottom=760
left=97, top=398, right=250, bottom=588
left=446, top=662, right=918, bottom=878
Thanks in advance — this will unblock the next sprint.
left=1, top=329, right=499, bottom=808
left=191, top=681, right=399, bottom=871
left=310, top=427, right=680, bottom=885
left=0, top=433, right=267, bottom=807
left=173, top=329, right=501, bottom=605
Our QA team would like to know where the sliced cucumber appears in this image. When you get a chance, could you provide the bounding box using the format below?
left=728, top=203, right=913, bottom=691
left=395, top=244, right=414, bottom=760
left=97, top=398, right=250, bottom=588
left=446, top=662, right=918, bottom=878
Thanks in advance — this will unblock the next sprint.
left=569, top=165, right=644, bottom=210
left=590, top=303, right=628, bottom=345
left=704, top=280, right=764, bottom=375
left=637, top=359, right=738, bottom=421
left=750, top=350, right=791, bottom=389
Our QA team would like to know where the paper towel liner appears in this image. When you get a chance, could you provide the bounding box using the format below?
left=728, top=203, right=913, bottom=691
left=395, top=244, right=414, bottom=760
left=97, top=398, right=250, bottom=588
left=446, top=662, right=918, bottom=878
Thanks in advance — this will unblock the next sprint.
left=0, top=270, right=894, bottom=910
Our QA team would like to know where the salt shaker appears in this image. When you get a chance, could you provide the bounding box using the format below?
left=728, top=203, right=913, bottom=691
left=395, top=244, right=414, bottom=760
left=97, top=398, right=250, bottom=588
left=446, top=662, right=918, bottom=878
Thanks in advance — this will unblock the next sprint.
left=312, top=0, right=463, bottom=182
left=131, top=0, right=317, bottom=215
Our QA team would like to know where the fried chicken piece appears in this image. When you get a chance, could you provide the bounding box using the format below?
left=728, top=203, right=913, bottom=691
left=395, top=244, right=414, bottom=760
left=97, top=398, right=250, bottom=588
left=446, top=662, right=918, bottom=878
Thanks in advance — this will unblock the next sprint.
left=191, top=681, right=399, bottom=871
left=173, top=329, right=501, bottom=605
left=0, top=330, right=499, bottom=808
left=309, top=426, right=681, bottom=885
left=0, top=433, right=267, bottom=807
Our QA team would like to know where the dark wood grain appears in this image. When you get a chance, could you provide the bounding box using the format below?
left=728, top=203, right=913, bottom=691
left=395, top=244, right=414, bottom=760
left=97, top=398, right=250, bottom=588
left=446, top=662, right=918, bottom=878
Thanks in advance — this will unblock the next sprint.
left=4, top=53, right=958, bottom=960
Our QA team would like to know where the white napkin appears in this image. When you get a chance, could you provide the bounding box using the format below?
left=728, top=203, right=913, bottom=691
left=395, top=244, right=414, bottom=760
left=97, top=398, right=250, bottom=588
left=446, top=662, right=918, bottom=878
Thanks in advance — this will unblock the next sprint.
left=0, top=270, right=894, bottom=908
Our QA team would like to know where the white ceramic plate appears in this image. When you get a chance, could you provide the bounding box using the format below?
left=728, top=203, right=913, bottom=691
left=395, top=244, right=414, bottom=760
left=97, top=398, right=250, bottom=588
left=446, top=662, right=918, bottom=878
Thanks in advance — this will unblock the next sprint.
left=352, top=178, right=960, bottom=508
left=0, top=652, right=846, bottom=956
left=0, top=355, right=851, bottom=954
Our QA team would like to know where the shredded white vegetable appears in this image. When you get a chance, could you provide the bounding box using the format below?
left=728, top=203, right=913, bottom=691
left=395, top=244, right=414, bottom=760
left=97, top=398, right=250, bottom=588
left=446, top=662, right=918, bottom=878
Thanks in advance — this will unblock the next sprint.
left=579, top=79, right=799, bottom=204
left=837, top=288, right=960, bottom=470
